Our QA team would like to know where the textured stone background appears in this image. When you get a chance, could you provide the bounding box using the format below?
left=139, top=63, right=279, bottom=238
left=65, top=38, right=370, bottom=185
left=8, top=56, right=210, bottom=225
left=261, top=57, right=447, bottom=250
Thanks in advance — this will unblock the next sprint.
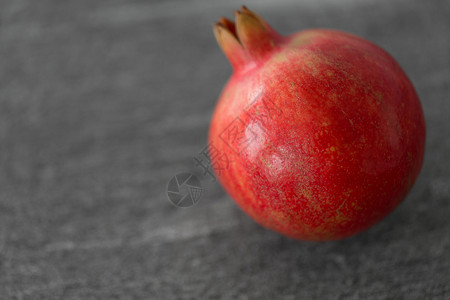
left=0, top=0, right=449, bottom=299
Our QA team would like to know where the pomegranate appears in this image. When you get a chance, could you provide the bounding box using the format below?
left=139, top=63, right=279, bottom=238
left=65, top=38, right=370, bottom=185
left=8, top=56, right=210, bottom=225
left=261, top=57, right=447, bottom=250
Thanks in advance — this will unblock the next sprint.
left=209, top=6, right=425, bottom=241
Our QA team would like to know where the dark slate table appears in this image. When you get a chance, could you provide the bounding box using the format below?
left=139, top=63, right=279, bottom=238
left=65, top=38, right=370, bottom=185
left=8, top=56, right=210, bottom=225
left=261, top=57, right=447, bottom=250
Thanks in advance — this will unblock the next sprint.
left=1, top=0, right=449, bottom=299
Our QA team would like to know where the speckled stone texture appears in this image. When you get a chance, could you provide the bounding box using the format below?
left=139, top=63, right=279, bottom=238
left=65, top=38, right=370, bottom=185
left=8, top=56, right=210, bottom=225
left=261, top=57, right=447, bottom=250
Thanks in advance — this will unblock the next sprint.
left=0, top=0, right=449, bottom=299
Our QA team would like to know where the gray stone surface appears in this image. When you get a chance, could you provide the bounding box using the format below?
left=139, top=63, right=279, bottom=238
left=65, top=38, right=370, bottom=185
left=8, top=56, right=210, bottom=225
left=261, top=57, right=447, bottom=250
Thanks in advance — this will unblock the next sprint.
left=0, top=0, right=449, bottom=299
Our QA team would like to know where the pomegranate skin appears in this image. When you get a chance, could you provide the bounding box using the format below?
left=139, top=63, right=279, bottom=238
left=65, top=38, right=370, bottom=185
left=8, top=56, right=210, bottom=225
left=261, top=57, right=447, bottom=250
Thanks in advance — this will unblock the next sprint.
left=209, top=8, right=425, bottom=241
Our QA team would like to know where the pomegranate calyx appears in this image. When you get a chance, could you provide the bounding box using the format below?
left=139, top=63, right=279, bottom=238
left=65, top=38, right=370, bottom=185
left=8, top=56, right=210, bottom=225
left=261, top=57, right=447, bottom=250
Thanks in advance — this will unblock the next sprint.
left=213, top=6, right=284, bottom=70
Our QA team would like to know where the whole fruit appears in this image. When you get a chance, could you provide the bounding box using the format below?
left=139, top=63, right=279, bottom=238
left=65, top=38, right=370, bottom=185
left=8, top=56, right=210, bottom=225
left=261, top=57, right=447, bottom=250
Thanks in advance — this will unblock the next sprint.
left=209, top=6, right=425, bottom=241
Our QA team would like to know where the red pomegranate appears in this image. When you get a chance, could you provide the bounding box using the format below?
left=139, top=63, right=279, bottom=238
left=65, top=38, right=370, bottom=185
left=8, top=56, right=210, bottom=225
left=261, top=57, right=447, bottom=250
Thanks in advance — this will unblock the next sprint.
left=209, top=6, right=425, bottom=241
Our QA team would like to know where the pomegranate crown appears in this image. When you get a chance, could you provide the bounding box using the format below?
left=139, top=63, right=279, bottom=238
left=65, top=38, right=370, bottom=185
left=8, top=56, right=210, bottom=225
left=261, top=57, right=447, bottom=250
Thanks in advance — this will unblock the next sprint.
left=213, top=6, right=284, bottom=70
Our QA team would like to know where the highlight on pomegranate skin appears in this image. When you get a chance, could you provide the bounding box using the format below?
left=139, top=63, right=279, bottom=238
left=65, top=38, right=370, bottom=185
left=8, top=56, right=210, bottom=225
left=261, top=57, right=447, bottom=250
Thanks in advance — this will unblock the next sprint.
left=209, top=7, right=426, bottom=241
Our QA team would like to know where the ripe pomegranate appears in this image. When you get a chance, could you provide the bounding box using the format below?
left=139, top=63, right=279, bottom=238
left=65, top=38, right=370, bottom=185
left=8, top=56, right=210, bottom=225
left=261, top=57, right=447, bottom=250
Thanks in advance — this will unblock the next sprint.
left=209, top=6, right=425, bottom=241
